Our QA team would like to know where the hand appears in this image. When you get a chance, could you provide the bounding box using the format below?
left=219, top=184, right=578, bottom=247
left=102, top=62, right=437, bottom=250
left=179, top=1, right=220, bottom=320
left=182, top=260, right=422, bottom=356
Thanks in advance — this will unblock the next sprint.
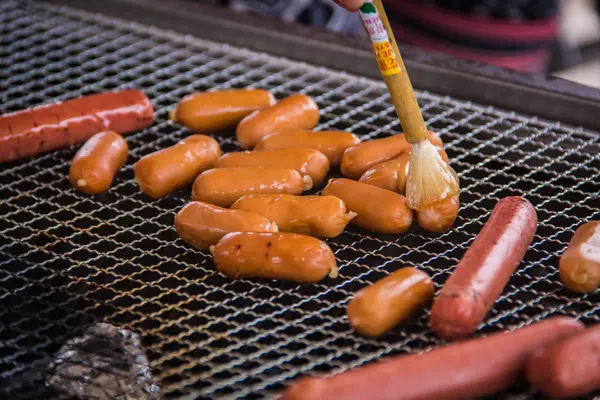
left=333, top=0, right=364, bottom=12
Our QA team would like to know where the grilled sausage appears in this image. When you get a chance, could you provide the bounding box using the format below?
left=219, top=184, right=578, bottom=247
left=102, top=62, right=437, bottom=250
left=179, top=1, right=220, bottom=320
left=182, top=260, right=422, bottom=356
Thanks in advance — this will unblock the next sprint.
left=175, top=201, right=278, bottom=251
left=255, top=130, right=360, bottom=167
left=321, top=178, right=413, bottom=235
left=170, top=89, right=275, bottom=133
left=416, top=194, right=460, bottom=233
left=359, top=148, right=448, bottom=193
left=216, top=148, right=330, bottom=186
left=134, top=134, right=221, bottom=199
left=0, top=90, right=153, bottom=163
left=192, top=167, right=312, bottom=208
left=236, top=94, right=319, bottom=149
left=340, top=131, right=443, bottom=180
left=559, top=221, right=600, bottom=293
left=430, top=196, right=538, bottom=340
left=69, top=131, right=128, bottom=194
left=526, top=324, right=600, bottom=399
left=231, top=194, right=356, bottom=238
left=279, top=317, right=583, bottom=400
left=211, top=231, right=338, bottom=282
left=347, top=267, right=434, bottom=337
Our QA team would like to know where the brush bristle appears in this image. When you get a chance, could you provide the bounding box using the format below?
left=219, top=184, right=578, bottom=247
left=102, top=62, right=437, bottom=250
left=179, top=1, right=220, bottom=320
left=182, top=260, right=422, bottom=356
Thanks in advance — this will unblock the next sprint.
left=406, top=140, right=459, bottom=211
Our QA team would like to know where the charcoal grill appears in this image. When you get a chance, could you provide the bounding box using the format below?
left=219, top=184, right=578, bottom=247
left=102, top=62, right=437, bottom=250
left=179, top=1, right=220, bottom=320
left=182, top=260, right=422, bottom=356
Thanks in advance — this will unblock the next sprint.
left=1, top=0, right=600, bottom=399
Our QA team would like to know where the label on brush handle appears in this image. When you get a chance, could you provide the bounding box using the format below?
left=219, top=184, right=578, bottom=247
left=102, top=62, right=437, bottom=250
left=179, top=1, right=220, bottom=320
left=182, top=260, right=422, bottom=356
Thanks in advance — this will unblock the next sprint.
left=359, top=1, right=401, bottom=77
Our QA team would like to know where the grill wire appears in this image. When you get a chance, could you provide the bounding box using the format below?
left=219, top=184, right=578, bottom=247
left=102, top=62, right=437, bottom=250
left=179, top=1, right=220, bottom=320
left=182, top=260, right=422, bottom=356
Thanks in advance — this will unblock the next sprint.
left=1, top=1, right=600, bottom=399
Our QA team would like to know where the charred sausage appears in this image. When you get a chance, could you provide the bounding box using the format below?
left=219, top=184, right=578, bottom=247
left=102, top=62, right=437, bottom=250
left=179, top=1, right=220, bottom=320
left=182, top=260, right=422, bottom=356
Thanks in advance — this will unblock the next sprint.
left=134, top=134, right=221, bottom=199
left=192, top=167, right=312, bottom=208
left=175, top=201, right=278, bottom=251
left=0, top=90, right=153, bottom=163
left=211, top=231, right=338, bottom=282
left=236, top=94, right=319, bottom=149
left=559, top=221, right=600, bottom=293
left=69, top=131, right=128, bottom=194
left=279, top=317, right=583, bottom=400
left=430, top=196, right=538, bottom=340
left=231, top=194, right=356, bottom=238
left=170, top=89, right=275, bottom=133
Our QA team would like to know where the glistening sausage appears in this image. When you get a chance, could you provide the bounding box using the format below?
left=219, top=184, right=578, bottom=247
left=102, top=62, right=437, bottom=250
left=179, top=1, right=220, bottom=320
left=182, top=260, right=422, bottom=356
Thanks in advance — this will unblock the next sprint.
left=236, top=94, right=319, bottom=149
left=416, top=194, right=460, bottom=233
left=216, top=148, right=330, bottom=186
left=134, top=134, right=221, bottom=199
left=231, top=194, right=356, bottom=238
left=340, top=131, right=443, bottom=180
left=279, top=317, right=584, bottom=400
left=559, top=221, right=600, bottom=293
left=347, top=267, right=434, bottom=337
left=526, top=324, right=600, bottom=399
left=170, top=89, right=275, bottom=133
left=0, top=89, right=153, bottom=163
left=175, top=201, right=278, bottom=251
left=322, top=178, right=413, bottom=235
left=192, top=167, right=312, bottom=208
left=430, top=196, right=538, bottom=340
left=255, top=130, right=360, bottom=167
left=211, top=232, right=338, bottom=282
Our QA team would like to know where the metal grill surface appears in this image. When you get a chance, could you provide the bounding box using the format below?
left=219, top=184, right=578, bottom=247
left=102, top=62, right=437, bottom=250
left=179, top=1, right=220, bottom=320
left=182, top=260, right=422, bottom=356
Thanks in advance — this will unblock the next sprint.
left=1, top=1, right=600, bottom=399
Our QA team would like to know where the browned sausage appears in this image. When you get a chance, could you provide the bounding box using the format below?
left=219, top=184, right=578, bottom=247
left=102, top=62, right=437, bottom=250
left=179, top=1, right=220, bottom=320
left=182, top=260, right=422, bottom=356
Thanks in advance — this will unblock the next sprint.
left=347, top=267, right=434, bottom=337
left=526, top=324, right=600, bottom=399
left=236, top=94, right=319, bottom=149
left=69, top=131, right=128, bottom=194
left=170, top=89, right=275, bottom=133
left=211, top=231, right=338, bottom=282
left=321, top=178, right=413, bottom=234
left=0, top=90, right=154, bottom=163
left=134, top=134, right=221, bottom=199
left=430, top=196, right=538, bottom=340
left=192, top=167, right=312, bottom=208
left=216, top=148, right=330, bottom=186
left=359, top=147, right=448, bottom=193
left=559, top=221, right=600, bottom=293
left=340, top=131, right=443, bottom=180
left=231, top=194, right=356, bottom=238
left=174, top=201, right=278, bottom=251
left=278, top=317, right=583, bottom=400
left=416, top=194, right=460, bottom=233
left=255, top=130, right=360, bottom=167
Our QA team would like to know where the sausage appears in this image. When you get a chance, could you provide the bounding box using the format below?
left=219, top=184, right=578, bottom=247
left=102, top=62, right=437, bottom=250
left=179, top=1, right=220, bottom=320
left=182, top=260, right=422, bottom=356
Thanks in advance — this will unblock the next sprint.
left=231, top=194, right=356, bottom=238
left=430, top=196, right=538, bottom=340
left=340, top=131, right=443, bottom=180
left=255, top=130, right=360, bottom=167
left=321, top=178, right=413, bottom=235
left=134, top=134, right=221, bottom=199
left=170, top=89, right=275, bottom=133
left=211, top=231, right=338, bottom=282
left=192, top=167, right=313, bottom=208
left=416, top=194, right=460, bottom=233
left=559, top=221, right=600, bottom=293
left=236, top=94, right=319, bottom=149
left=359, top=147, right=448, bottom=193
left=69, top=131, right=128, bottom=194
left=347, top=267, right=434, bottom=337
left=525, top=324, right=600, bottom=399
left=216, top=148, right=330, bottom=186
left=174, top=201, right=278, bottom=251
left=0, top=90, right=154, bottom=163
left=278, top=317, right=583, bottom=400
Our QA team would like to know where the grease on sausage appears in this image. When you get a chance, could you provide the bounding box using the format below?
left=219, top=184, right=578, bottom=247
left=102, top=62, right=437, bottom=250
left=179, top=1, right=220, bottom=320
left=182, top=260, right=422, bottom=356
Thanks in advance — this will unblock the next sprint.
left=416, top=194, right=460, bottom=233
left=559, top=221, right=600, bottom=293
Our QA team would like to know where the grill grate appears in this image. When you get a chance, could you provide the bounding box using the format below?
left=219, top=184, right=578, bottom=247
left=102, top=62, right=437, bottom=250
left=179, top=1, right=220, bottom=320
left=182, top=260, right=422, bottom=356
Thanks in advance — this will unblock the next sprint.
left=1, top=1, right=600, bottom=399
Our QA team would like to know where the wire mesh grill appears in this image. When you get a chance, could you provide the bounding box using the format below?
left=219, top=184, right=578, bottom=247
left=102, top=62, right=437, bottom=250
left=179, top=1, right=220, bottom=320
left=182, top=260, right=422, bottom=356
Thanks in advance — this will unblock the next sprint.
left=1, top=0, right=600, bottom=399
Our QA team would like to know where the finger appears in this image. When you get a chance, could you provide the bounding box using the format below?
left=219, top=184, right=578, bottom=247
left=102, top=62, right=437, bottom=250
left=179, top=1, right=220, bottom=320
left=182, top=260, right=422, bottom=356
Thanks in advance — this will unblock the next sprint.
left=333, top=0, right=364, bottom=12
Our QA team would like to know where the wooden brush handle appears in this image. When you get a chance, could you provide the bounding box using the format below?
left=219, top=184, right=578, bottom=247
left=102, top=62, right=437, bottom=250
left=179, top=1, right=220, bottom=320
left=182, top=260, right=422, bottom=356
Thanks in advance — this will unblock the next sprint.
left=361, top=0, right=428, bottom=143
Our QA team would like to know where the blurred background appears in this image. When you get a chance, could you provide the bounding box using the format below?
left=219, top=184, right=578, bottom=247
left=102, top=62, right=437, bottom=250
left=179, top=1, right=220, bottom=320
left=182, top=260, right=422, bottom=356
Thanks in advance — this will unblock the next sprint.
left=202, top=0, right=600, bottom=88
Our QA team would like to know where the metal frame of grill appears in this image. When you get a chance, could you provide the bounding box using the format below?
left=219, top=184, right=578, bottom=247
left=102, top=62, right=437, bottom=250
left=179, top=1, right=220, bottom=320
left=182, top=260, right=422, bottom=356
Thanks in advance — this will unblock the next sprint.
left=1, top=0, right=599, bottom=399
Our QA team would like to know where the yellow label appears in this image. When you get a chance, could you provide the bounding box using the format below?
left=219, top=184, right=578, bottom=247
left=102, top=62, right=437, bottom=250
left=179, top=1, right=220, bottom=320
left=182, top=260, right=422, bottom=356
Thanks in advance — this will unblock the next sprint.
left=373, top=41, right=401, bottom=76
